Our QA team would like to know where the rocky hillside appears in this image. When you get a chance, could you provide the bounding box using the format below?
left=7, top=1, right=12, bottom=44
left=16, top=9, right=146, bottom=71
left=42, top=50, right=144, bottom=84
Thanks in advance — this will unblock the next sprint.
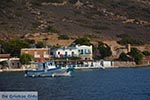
left=0, top=0, right=149, bottom=42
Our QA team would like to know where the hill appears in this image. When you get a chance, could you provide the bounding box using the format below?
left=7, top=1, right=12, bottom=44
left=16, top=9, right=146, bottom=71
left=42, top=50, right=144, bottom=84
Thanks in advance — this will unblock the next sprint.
left=0, top=0, right=149, bottom=43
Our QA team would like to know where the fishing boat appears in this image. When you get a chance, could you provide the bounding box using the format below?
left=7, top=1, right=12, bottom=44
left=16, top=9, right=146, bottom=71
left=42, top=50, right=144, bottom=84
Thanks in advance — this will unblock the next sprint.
left=24, top=61, right=74, bottom=77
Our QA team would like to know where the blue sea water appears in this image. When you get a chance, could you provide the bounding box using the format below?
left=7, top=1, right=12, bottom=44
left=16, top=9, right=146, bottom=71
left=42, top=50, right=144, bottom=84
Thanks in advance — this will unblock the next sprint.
left=0, top=67, right=150, bottom=100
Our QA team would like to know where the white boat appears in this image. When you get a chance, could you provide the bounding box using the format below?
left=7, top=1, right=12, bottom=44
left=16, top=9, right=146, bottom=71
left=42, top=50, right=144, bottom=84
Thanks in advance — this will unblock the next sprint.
left=25, top=61, right=74, bottom=77
left=0, top=69, right=3, bottom=72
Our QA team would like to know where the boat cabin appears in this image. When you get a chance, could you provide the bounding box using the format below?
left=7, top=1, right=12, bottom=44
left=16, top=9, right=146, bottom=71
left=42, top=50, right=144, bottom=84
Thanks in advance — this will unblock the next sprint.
left=37, top=62, right=56, bottom=70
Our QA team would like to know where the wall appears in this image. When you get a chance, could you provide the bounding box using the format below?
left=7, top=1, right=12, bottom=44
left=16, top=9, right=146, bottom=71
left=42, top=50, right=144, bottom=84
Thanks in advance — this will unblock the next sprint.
left=112, top=61, right=136, bottom=67
left=21, top=48, right=50, bottom=59
left=54, top=47, right=79, bottom=58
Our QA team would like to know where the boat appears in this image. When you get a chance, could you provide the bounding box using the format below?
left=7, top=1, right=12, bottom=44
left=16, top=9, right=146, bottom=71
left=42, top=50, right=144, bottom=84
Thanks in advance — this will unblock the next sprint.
left=24, top=61, right=74, bottom=77
left=0, top=69, right=3, bottom=72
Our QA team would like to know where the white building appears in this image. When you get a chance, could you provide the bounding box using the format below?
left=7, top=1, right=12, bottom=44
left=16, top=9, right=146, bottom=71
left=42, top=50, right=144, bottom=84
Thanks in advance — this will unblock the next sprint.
left=53, top=47, right=79, bottom=58
left=76, top=45, right=93, bottom=60
left=52, top=44, right=93, bottom=60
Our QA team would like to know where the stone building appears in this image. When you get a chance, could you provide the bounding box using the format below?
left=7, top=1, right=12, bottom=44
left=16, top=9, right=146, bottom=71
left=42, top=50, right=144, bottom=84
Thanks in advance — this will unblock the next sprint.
left=110, top=44, right=131, bottom=59
left=21, top=48, right=50, bottom=62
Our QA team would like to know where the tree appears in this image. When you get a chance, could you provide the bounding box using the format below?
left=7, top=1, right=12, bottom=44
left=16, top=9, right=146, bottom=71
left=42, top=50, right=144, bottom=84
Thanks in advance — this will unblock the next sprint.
left=58, top=35, right=69, bottom=40
left=98, top=41, right=112, bottom=59
left=2, top=39, right=30, bottom=57
left=119, top=52, right=130, bottom=61
left=36, top=41, right=44, bottom=48
left=142, top=51, right=150, bottom=56
left=74, top=37, right=91, bottom=45
left=129, top=48, right=144, bottom=64
left=20, top=54, right=33, bottom=65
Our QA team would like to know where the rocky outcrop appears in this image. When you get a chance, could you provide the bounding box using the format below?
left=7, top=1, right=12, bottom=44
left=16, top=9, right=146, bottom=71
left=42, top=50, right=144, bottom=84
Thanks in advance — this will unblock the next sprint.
left=25, top=1, right=50, bottom=30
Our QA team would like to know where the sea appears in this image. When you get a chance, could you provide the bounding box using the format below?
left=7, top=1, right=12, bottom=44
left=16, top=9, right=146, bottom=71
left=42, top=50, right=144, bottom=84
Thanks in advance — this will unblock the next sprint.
left=0, top=67, right=150, bottom=100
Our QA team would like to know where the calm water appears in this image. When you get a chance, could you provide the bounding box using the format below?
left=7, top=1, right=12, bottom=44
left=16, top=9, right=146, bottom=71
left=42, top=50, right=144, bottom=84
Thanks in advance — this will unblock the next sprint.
left=0, top=67, right=150, bottom=100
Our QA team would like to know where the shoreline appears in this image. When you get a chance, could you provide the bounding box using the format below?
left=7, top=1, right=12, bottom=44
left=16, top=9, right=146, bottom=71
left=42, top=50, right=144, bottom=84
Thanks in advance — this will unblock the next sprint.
left=0, top=69, right=26, bottom=72
left=106, top=64, right=150, bottom=69
left=0, top=64, right=150, bottom=72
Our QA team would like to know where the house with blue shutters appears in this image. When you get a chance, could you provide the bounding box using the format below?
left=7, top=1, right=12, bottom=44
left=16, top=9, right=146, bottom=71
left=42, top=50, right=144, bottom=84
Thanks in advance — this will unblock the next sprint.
left=52, top=44, right=93, bottom=60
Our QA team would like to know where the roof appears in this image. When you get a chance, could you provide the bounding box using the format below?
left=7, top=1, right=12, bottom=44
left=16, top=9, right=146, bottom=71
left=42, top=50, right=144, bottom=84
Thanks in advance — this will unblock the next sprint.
left=0, top=54, right=10, bottom=58
left=21, top=48, right=50, bottom=50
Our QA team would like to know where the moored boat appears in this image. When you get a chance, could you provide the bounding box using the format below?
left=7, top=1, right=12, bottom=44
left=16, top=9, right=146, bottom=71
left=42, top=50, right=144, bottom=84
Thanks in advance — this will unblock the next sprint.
left=25, top=61, right=74, bottom=77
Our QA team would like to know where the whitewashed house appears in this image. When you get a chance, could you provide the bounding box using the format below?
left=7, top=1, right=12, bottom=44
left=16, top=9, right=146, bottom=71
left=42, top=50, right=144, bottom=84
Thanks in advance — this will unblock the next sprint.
left=53, top=47, right=79, bottom=58
left=76, top=45, right=93, bottom=60
left=52, top=44, right=93, bottom=60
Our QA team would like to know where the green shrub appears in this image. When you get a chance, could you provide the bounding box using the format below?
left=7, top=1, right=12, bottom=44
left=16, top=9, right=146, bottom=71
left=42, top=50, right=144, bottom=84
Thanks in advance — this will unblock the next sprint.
left=47, top=26, right=59, bottom=33
left=94, top=0, right=107, bottom=4
left=31, top=1, right=42, bottom=6
left=117, top=34, right=130, bottom=38
left=76, top=19, right=89, bottom=24
left=129, top=48, right=144, bottom=64
left=117, top=34, right=144, bottom=46
left=74, top=37, right=91, bottom=45
left=69, top=57, right=81, bottom=60
left=117, top=38, right=144, bottom=46
left=32, top=22, right=41, bottom=29
left=142, top=51, right=150, bottom=56
left=44, top=0, right=63, bottom=3
left=119, top=52, right=131, bottom=61
left=68, top=0, right=78, bottom=4
left=1, top=39, right=31, bottom=57
left=20, top=54, right=33, bottom=65
left=36, top=41, right=44, bottom=48
left=98, top=41, right=112, bottom=59
left=58, top=35, right=69, bottom=40
left=15, top=11, right=23, bottom=17
left=91, top=24, right=110, bottom=30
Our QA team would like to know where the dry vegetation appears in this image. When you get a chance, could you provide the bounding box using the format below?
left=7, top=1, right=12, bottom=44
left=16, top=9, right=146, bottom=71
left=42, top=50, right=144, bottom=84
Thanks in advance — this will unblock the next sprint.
left=0, top=0, right=149, bottom=44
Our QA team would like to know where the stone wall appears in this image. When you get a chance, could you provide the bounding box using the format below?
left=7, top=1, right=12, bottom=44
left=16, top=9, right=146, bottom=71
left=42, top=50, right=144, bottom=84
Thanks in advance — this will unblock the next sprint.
left=112, top=61, right=136, bottom=67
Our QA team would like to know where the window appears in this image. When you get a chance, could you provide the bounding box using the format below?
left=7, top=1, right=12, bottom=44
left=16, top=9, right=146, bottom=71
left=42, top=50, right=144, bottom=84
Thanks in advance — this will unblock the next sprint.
left=12, top=63, right=14, bottom=66
left=17, top=63, right=20, bottom=68
left=50, top=52, right=53, bottom=55
left=43, top=51, right=46, bottom=55
left=65, top=52, right=68, bottom=56
left=25, top=51, right=28, bottom=54
left=34, top=51, right=38, bottom=55
left=72, top=52, right=74, bottom=56
left=88, top=49, right=91, bottom=54
left=84, top=49, right=87, bottom=54
left=81, top=49, right=83, bottom=54
left=34, top=51, right=40, bottom=58
left=78, top=50, right=80, bottom=53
